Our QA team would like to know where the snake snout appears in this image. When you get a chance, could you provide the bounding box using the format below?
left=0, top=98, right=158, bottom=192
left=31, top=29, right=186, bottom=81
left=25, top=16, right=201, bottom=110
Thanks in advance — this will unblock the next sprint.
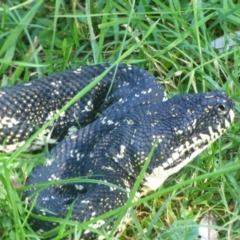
left=204, top=90, right=235, bottom=123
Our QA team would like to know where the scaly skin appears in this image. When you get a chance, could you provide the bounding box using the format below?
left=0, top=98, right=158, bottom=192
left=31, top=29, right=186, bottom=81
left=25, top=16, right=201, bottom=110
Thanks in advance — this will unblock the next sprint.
left=0, top=64, right=234, bottom=239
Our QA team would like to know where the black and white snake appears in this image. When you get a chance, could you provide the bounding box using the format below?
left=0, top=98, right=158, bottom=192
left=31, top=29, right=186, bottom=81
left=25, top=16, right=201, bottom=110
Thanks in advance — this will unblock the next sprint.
left=0, top=64, right=234, bottom=239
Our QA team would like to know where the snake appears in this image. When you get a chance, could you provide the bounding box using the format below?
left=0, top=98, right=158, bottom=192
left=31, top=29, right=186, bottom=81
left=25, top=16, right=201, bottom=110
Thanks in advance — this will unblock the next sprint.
left=0, top=63, right=234, bottom=239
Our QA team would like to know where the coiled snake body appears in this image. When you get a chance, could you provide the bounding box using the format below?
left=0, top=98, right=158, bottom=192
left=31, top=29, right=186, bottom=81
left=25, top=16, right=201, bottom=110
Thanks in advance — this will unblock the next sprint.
left=0, top=64, right=234, bottom=239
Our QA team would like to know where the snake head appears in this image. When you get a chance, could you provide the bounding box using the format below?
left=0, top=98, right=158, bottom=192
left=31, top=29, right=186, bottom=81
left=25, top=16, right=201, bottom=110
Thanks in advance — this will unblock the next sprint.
left=143, top=90, right=234, bottom=193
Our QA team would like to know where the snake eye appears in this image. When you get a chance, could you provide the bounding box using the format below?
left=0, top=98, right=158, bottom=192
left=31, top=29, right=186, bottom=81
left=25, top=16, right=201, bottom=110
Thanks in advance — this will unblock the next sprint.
left=216, top=104, right=227, bottom=115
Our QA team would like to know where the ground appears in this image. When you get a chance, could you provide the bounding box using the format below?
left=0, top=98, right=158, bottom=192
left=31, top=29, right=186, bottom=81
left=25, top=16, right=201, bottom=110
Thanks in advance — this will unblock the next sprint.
left=0, top=1, right=239, bottom=239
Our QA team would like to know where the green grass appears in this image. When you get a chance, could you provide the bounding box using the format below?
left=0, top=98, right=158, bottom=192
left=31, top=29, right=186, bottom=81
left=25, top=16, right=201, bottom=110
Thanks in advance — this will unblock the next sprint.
left=0, top=0, right=240, bottom=239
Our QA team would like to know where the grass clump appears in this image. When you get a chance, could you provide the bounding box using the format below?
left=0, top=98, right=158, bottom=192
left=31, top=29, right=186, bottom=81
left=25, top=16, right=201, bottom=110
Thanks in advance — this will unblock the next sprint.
left=0, top=0, right=239, bottom=239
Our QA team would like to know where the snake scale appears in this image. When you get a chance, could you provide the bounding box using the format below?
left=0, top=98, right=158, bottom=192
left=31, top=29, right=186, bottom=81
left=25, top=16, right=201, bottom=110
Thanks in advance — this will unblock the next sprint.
left=0, top=64, right=234, bottom=239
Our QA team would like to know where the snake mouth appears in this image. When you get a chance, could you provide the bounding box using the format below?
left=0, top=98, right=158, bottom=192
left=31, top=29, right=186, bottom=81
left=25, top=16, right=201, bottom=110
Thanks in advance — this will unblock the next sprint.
left=162, top=108, right=234, bottom=170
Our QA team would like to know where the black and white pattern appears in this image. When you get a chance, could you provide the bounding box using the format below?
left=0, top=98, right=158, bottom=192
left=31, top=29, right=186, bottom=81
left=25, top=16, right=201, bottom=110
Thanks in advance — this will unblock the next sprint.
left=0, top=64, right=234, bottom=239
